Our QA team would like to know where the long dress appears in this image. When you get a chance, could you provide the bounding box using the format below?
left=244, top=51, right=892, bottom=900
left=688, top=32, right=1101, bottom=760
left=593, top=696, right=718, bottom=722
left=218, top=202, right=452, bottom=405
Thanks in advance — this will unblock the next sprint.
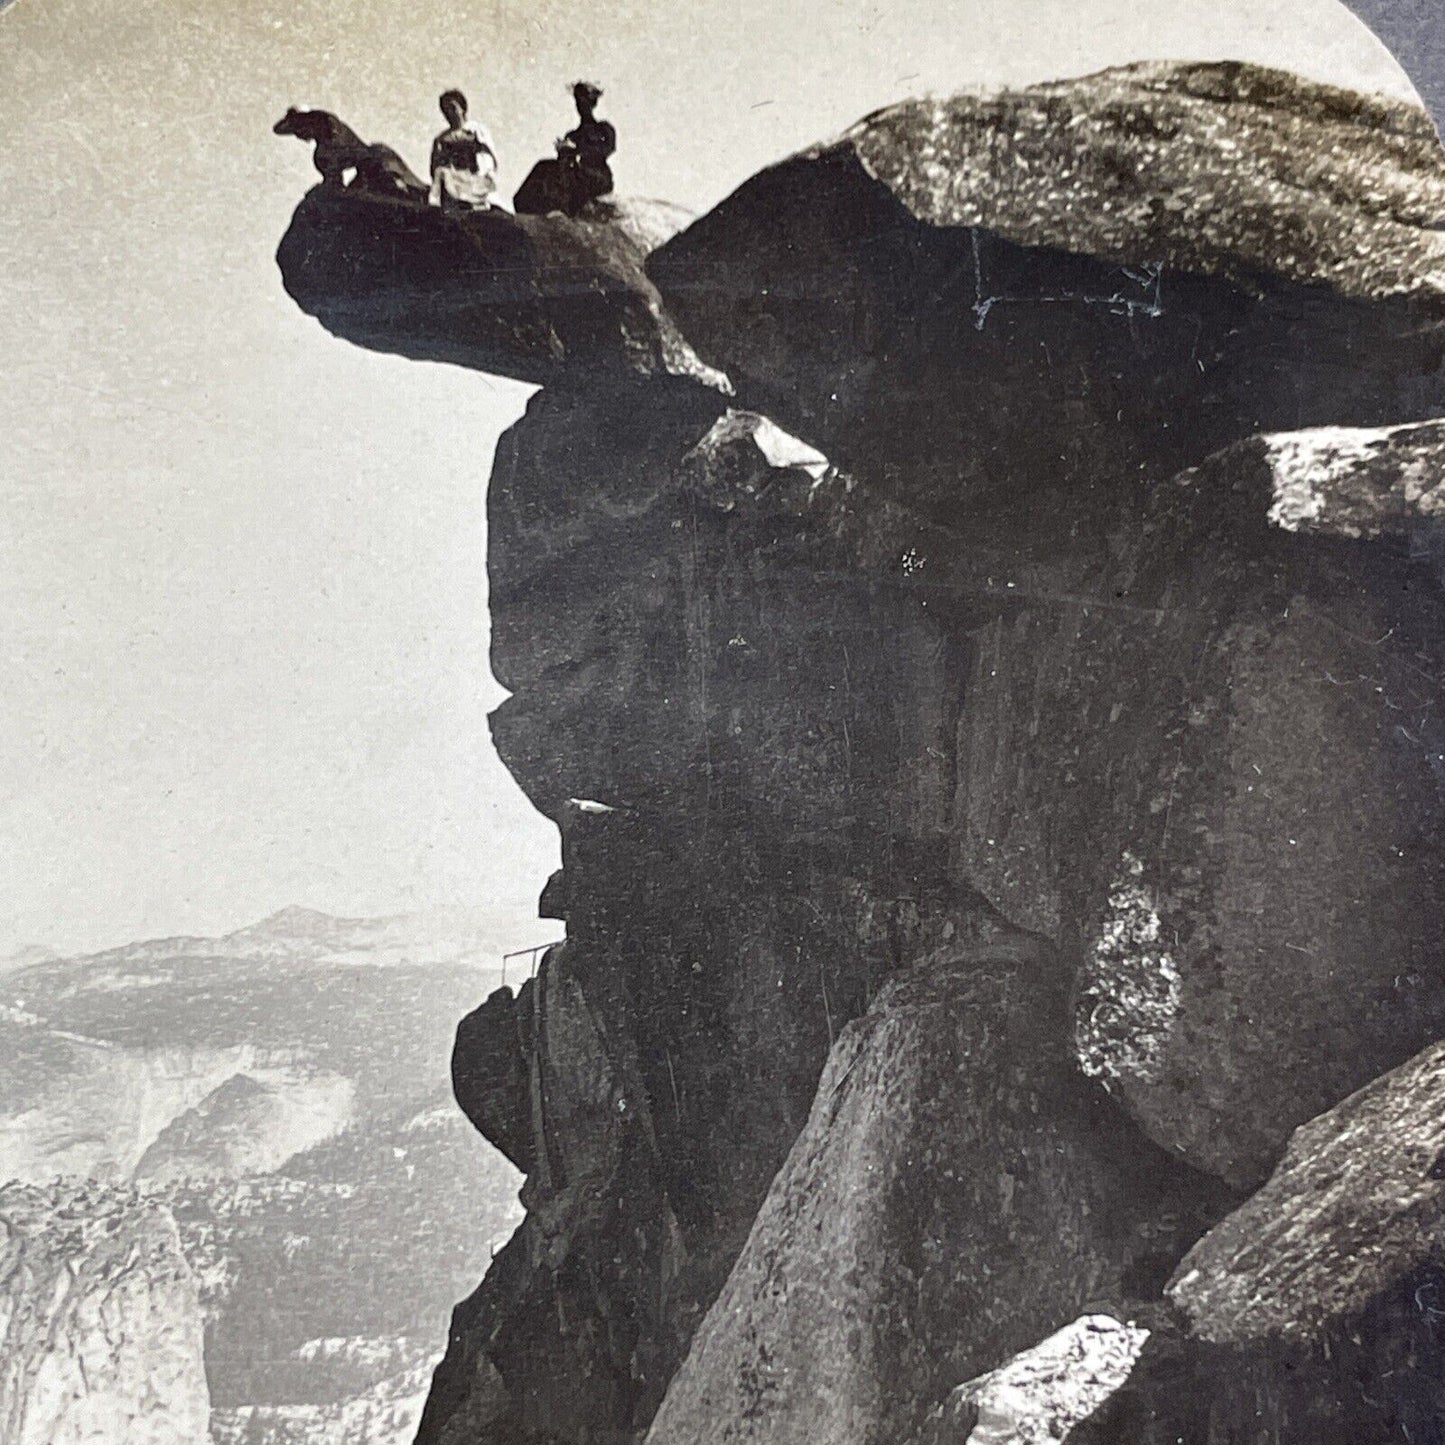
left=562, top=117, right=616, bottom=209
left=513, top=119, right=616, bottom=217
left=429, top=120, right=498, bottom=211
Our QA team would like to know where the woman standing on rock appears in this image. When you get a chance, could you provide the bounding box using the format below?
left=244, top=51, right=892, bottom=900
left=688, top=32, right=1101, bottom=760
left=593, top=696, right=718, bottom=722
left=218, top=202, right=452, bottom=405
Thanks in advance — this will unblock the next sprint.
left=429, top=88, right=497, bottom=211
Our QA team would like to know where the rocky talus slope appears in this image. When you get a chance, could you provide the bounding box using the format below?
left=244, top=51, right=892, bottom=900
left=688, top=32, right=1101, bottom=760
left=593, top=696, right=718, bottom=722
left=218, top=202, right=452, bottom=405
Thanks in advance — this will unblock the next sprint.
left=0, top=1183, right=209, bottom=1445
left=276, top=59, right=1445, bottom=1445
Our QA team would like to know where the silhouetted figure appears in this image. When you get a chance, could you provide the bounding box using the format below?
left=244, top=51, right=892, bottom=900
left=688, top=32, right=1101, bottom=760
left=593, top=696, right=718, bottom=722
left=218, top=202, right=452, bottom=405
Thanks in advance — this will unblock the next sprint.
left=430, top=89, right=498, bottom=212
left=560, top=82, right=616, bottom=207
left=514, top=82, right=617, bottom=217
left=274, top=107, right=429, bottom=200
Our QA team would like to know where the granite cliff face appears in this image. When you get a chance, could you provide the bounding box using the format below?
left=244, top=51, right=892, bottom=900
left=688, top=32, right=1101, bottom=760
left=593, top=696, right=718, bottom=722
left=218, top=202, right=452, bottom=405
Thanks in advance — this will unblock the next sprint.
left=275, top=59, right=1445, bottom=1445
left=0, top=1182, right=209, bottom=1445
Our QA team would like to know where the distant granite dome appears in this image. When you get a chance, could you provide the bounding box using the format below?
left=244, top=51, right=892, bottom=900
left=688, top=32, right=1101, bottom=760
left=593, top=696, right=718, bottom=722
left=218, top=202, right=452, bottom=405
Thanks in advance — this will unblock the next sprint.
left=133, top=1068, right=356, bottom=1183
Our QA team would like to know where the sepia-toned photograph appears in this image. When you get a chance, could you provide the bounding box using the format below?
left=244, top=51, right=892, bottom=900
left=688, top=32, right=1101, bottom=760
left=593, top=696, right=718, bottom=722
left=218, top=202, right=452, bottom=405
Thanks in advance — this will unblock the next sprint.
left=5, top=1, right=1445, bottom=1441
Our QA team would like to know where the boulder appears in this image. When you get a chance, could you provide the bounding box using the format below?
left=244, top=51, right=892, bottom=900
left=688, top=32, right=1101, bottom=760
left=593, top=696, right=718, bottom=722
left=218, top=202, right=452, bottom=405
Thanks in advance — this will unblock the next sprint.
left=1050, top=428, right=1445, bottom=1184
left=275, top=187, right=727, bottom=387
left=1169, top=1038, right=1445, bottom=1345
left=645, top=922, right=1230, bottom=1445
left=650, top=62, right=1445, bottom=521
left=1064, top=1040, right=1445, bottom=1444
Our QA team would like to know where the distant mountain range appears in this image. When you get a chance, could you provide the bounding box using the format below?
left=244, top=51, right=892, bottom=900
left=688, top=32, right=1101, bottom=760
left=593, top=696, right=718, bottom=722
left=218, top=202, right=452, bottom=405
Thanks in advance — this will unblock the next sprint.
left=0, top=904, right=544, bottom=1180
left=9, top=901, right=537, bottom=975
left=0, top=907, right=541, bottom=1443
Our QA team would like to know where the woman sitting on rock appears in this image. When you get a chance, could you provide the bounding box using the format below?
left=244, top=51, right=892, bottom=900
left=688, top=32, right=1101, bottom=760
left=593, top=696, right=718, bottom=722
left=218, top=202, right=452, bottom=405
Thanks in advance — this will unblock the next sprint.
left=514, top=82, right=616, bottom=217
left=429, top=88, right=498, bottom=212
left=558, top=82, right=616, bottom=210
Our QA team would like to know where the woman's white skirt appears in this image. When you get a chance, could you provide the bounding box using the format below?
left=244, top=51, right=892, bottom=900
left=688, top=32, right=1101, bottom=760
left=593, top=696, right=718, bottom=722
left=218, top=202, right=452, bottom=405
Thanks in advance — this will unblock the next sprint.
left=431, top=163, right=497, bottom=211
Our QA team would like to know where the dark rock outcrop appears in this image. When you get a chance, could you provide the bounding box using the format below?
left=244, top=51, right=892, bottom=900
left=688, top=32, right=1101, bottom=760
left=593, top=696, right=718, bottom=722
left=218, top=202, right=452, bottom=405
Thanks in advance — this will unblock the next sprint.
left=270, top=55, right=1445, bottom=1445
left=452, top=984, right=537, bottom=1175
left=423, top=403, right=993, bottom=1442
left=276, top=188, right=726, bottom=387
left=649, top=62, right=1445, bottom=521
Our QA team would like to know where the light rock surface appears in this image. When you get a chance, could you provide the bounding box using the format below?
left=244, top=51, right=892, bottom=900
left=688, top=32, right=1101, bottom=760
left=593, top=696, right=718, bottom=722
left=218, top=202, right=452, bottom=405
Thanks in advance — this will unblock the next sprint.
left=645, top=929, right=1222, bottom=1445
left=849, top=62, right=1445, bottom=303
left=1248, top=419, right=1445, bottom=539
left=1169, top=1038, right=1445, bottom=1344
left=0, top=1182, right=209, bottom=1445
left=920, top=1315, right=1150, bottom=1445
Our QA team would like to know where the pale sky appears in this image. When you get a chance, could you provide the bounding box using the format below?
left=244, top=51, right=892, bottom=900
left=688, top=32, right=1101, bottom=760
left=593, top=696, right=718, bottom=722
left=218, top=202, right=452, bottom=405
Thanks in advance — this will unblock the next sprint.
left=0, top=0, right=1420, bottom=956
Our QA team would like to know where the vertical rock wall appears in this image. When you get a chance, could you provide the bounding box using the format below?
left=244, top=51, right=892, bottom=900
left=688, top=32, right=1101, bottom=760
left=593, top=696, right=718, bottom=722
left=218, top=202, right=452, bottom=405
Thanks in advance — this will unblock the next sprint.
left=0, top=1183, right=209, bottom=1445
